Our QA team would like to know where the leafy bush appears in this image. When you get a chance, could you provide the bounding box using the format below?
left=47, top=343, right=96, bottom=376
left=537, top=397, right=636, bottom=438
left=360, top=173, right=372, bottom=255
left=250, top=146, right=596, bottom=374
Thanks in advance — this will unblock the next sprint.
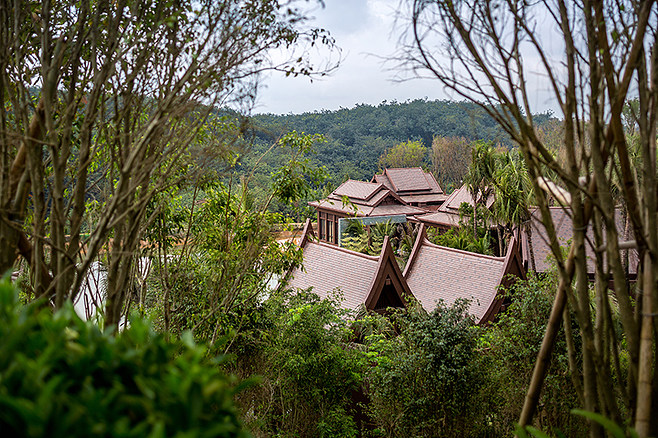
left=0, top=277, right=247, bottom=438
left=478, top=274, right=585, bottom=437
left=234, top=290, right=364, bottom=438
left=363, top=300, right=481, bottom=437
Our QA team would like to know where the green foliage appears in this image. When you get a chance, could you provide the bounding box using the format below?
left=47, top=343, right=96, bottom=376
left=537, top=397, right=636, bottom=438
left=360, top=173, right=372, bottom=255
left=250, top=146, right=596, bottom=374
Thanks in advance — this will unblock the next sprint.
left=514, top=410, right=639, bottom=438
left=378, top=140, right=428, bottom=169
left=234, top=290, right=364, bottom=438
left=150, top=183, right=303, bottom=343
left=270, top=131, right=327, bottom=208
left=0, top=278, right=246, bottom=438
left=341, top=219, right=398, bottom=256
left=478, top=274, right=585, bottom=437
left=493, top=149, right=533, bottom=228
left=363, top=300, right=480, bottom=437
left=427, top=207, right=493, bottom=255
left=428, top=222, right=492, bottom=255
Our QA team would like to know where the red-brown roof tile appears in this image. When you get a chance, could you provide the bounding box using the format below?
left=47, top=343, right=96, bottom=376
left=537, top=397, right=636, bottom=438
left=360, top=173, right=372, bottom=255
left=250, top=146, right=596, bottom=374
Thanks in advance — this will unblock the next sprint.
left=285, top=220, right=415, bottom=311
left=412, top=210, right=461, bottom=228
left=373, top=168, right=445, bottom=195
left=521, top=206, right=639, bottom=277
left=287, top=240, right=381, bottom=310
left=439, top=184, right=494, bottom=212
left=334, top=180, right=384, bottom=201
left=403, top=226, right=524, bottom=323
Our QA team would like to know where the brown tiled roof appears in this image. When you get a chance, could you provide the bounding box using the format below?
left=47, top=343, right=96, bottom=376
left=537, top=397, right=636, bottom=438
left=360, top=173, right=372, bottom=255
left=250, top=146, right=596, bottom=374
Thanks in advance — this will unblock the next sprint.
left=310, top=179, right=425, bottom=217
left=309, top=197, right=425, bottom=217
left=520, top=206, right=639, bottom=277
left=287, top=240, right=381, bottom=309
left=399, top=193, right=449, bottom=204
left=403, top=225, right=524, bottom=324
left=373, top=168, right=444, bottom=194
left=286, top=220, right=415, bottom=311
left=412, top=210, right=461, bottom=228
left=439, top=184, right=494, bottom=212
left=334, top=180, right=384, bottom=201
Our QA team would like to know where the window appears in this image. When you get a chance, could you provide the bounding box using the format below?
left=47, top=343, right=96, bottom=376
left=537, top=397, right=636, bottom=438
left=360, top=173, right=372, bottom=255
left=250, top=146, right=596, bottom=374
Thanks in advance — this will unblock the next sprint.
left=327, top=219, right=334, bottom=243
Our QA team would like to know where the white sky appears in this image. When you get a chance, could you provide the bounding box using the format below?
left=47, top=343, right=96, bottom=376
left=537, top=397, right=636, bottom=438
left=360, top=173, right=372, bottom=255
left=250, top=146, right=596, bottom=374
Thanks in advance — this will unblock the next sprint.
left=254, top=0, right=561, bottom=116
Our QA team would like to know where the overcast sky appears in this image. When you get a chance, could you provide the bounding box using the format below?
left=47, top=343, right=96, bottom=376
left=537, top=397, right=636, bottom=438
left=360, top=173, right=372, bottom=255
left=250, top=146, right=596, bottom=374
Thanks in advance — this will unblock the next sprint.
left=254, top=0, right=561, bottom=116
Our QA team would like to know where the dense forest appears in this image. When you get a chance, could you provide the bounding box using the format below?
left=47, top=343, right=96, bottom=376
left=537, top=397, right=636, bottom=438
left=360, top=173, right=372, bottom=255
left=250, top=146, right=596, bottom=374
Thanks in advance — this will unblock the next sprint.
left=248, top=99, right=553, bottom=182
left=234, top=99, right=553, bottom=219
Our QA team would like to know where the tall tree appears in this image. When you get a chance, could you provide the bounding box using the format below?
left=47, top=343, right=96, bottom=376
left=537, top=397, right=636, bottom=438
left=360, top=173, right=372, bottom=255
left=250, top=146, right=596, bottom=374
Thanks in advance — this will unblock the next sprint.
left=378, top=139, right=427, bottom=169
left=431, top=135, right=471, bottom=191
left=464, top=141, right=496, bottom=236
left=0, top=0, right=333, bottom=327
left=399, top=0, right=658, bottom=435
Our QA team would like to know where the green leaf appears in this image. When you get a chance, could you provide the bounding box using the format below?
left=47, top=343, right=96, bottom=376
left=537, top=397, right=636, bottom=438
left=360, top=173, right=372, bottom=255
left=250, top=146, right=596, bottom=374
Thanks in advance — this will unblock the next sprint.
left=571, top=409, right=628, bottom=438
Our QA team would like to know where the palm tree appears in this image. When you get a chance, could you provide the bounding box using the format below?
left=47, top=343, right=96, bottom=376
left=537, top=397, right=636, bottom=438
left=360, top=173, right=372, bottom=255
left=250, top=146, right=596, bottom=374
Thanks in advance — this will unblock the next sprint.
left=492, top=150, right=533, bottom=257
left=464, top=141, right=497, bottom=237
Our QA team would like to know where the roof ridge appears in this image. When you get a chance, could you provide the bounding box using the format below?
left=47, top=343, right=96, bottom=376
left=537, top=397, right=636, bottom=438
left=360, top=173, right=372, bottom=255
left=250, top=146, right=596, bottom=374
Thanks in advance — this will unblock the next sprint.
left=308, top=240, right=380, bottom=261
left=420, top=238, right=507, bottom=261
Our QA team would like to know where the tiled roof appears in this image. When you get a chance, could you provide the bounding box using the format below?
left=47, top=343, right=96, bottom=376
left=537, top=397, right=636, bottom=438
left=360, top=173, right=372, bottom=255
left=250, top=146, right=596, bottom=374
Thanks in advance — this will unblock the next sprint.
left=369, top=204, right=427, bottom=216
left=404, top=240, right=506, bottom=323
left=373, top=174, right=393, bottom=191
left=309, top=197, right=425, bottom=217
left=521, top=206, right=639, bottom=276
left=399, top=193, right=449, bottom=204
left=334, top=180, right=384, bottom=201
left=286, top=220, right=415, bottom=311
left=412, top=210, right=461, bottom=228
left=310, top=178, right=425, bottom=218
left=374, top=168, right=444, bottom=195
left=403, top=226, right=524, bottom=324
left=386, top=167, right=431, bottom=192
left=439, top=184, right=494, bottom=212
left=287, top=240, right=380, bottom=310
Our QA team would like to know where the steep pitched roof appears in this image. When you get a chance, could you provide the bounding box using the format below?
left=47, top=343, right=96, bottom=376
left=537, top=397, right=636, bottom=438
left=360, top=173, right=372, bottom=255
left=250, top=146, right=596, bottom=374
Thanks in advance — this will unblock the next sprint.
left=520, top=206, right=639, bottom=278
left=334, top=180, right=385, bottom=201
left=411, top=210, right=461, bottom=228
left=373, top=168, right=446, bottom=205
left=438, top=184, right=495, bottom=213
left=403, top=225, right=525, bottom=324
left=309, top=179, right=426, bottom=217
left=286, top=219, right=415, bottom=312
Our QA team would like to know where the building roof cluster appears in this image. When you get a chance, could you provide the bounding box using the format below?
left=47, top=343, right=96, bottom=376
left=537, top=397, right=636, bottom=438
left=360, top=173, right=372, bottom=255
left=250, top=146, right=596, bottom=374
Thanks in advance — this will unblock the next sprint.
left=286, top=221, right=523, bottom=324
left=308, top=179, right=426, bottom=218
left=299, top=167, right=639, bottom=325
left=372, top=167, right=447, bottom=208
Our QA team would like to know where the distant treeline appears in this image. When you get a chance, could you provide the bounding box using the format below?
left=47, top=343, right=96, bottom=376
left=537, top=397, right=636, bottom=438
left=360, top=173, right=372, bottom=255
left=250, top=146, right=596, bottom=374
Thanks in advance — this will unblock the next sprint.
left=223, top=100, right=552, bottom=219
left=247, top=99, right=553, bottom=183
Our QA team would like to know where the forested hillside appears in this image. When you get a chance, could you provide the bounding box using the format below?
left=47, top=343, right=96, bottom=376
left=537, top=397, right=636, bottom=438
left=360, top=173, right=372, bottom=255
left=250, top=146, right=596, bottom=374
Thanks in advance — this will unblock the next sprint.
left=239, top=99, right=552, bottom=218
left=250, top=99, right=510, bottom=180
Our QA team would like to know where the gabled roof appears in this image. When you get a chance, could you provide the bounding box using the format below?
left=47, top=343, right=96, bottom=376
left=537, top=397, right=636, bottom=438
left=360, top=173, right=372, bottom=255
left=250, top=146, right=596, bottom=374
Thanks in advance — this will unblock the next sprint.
left=438, top=184, right=495, bottom=213
left=374, top=167, right=444, bottom=193
left=403, top=225, right=525, bottom=324
left=309, top=179, right=426, bottom=217
left=411, top=210, right=461, bottom=228
left=334, top=180, right=385, bottom=202
left=520, top=206, right=639, bottom=278
left=286, top=219, right=415, bottom=312
left=372, top=168, right=447, bottom=206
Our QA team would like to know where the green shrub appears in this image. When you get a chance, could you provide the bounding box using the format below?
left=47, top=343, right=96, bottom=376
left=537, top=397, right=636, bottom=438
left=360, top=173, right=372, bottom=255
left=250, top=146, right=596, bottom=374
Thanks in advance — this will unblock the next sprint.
left=234, top=289, right=364, bottom=438
left=363, top=300, right=480, bottom=437
left=477, top=274, right=585, bottom=437
left=0, top=277, right=247, bottom=438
